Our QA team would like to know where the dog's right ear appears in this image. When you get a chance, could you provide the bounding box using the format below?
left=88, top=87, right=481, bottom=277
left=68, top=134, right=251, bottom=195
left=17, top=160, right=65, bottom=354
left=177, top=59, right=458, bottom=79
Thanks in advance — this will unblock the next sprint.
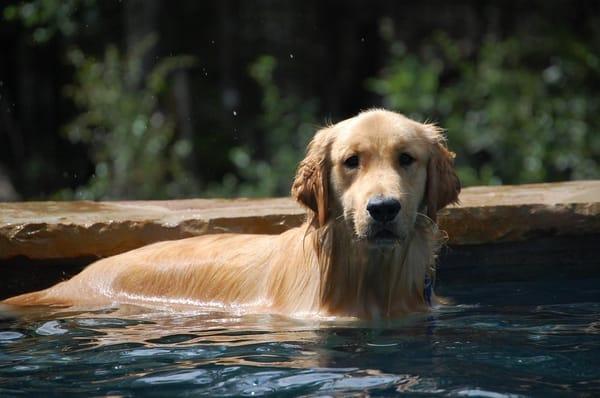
left=292, top=127, right=333, bottom=228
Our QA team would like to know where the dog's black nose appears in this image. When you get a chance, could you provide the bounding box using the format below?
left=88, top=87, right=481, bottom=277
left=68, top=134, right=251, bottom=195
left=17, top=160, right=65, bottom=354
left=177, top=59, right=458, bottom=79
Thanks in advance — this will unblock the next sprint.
left=366, top=197, right=401, bottom=222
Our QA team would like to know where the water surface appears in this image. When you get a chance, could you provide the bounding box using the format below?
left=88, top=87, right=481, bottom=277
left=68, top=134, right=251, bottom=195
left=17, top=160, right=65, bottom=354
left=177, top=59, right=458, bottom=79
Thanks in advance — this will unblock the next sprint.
left=1, top=274, right=599, bottom=396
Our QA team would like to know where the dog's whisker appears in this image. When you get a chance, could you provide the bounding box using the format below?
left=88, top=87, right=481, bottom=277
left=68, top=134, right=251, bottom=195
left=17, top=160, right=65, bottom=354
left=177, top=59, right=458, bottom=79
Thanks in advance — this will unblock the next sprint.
left=335, top=214, right=346, bottom=222
left=416, top=212, right=439, bottom=230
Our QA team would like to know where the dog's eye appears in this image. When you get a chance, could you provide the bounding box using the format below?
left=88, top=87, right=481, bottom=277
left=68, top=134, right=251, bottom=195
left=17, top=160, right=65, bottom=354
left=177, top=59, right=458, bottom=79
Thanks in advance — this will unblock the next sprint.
left=344, top=155, right=359, bottom=169
left=399, top=153, right=415, bottom=167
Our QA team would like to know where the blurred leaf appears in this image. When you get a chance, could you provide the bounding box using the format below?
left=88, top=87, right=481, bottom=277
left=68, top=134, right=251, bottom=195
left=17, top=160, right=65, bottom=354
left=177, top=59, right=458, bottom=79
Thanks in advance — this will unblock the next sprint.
left=368, top=30, right=600, bottom=185
left=3, top=0, right=94, bottom=43
left=59, top=42, right=199, bottom=199
left=206, top=55, right=319, bottom=197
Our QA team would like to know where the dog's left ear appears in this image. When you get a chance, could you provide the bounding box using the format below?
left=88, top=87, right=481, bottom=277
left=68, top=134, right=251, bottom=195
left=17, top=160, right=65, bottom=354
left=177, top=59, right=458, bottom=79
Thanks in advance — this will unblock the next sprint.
left=292, top=127, right=333, bottom=228
left=425, top=127, right=461, bottom=222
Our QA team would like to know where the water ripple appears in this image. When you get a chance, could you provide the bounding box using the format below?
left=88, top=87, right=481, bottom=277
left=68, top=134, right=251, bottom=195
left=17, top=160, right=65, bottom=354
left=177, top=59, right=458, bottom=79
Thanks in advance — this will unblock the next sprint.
left=0, top=276, right=599, bottom=396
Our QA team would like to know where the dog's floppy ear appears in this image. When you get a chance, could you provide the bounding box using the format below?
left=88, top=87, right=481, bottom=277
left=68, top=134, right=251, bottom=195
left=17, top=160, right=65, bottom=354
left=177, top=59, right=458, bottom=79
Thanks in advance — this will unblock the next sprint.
left=425, top=127, right=461, bottom=222
left=292, top=127, right=332, bottom=228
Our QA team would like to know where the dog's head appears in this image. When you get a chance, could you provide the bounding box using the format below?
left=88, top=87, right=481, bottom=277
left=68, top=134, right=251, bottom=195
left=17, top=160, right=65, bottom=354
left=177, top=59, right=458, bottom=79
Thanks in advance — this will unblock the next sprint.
left=292, top=109, right=460, bottom=246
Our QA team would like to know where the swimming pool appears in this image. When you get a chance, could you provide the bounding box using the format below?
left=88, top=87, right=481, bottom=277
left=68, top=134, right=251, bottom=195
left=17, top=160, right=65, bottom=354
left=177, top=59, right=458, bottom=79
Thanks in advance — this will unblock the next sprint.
left=1, top=264, right=598, bottom=397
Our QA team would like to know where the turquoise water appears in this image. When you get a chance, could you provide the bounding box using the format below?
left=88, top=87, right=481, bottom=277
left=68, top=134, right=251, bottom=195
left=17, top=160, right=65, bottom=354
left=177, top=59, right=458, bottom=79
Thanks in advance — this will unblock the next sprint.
left=1, top=273, right=599, bottom=397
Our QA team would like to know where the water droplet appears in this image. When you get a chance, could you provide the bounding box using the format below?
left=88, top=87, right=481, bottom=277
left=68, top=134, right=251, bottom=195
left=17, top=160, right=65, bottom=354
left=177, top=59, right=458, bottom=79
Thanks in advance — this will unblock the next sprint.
left=289, top=53, right=294, bottom=59
left=232, top=110, right=237, bottom=116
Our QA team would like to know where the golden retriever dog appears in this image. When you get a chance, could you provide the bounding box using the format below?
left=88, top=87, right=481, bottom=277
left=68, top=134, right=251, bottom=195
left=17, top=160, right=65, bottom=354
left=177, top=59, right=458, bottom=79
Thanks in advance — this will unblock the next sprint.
left=3, top=109, right=460, bottom=319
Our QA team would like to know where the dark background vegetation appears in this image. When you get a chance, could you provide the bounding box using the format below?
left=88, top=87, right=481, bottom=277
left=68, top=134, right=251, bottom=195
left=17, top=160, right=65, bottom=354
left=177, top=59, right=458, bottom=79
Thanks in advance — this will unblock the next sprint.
left=1, top=0, right=599, bottom=201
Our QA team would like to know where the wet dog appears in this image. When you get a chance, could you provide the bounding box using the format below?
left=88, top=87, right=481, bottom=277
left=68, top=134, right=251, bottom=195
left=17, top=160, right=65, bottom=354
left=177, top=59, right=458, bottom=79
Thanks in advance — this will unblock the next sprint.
left=4, top=109, right=460, bottom=319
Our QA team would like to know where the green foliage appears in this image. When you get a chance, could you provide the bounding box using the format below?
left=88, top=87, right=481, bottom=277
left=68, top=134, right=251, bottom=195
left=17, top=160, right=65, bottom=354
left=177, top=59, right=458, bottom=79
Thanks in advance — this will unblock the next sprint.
left=368, top=31, right=600, bottom=186
left=3, top=0, right=95, bottom=43
left=55, top=38, right=199, bottom=200
left=206, top=55, right=319, bottom=197
left=5, top=2, right=599, bottom=199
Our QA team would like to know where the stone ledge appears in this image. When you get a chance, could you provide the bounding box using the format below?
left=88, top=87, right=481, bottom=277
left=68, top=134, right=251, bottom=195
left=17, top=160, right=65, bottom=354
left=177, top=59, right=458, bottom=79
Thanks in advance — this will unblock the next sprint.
left=1, top=181, right=598, bottom=261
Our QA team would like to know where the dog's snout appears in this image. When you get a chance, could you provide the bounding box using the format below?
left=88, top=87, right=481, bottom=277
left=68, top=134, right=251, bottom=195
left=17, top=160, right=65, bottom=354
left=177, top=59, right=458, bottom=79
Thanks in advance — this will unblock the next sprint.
left=366, top=197, right=401, bottom=222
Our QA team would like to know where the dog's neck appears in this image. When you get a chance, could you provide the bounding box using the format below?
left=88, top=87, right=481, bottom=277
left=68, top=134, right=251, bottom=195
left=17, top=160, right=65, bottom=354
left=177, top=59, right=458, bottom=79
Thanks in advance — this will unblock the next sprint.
left=311, top=218, right=440, bottom=319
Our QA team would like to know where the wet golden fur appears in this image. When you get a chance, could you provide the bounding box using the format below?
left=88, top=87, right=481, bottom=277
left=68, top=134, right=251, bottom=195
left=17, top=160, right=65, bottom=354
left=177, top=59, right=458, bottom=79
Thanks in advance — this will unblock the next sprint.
left=3, top=109, right=460, bottom=319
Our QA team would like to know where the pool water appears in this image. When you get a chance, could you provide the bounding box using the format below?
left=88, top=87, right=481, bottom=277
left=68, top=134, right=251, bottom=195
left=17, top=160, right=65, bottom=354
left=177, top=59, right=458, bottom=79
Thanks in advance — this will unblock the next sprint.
left=1, top=270, right=599, bottom=397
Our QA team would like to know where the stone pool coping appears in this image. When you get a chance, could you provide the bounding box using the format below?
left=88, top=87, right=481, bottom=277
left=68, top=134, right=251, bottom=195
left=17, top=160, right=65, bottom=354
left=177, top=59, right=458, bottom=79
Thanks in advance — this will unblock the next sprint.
left=0, top=180, right=599, bottom=261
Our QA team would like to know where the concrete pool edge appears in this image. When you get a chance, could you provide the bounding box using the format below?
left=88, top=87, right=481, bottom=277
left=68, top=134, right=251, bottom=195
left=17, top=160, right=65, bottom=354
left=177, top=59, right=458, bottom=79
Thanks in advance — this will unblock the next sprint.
left=1, top=180, right=598, bottom=261
left=1, top=180, right=598, bottom=298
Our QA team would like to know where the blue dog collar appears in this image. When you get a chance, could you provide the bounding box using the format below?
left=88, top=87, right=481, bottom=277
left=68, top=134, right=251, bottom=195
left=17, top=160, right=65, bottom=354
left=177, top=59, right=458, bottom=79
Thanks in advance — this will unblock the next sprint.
left=424, top=274, right=433, bottom=306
